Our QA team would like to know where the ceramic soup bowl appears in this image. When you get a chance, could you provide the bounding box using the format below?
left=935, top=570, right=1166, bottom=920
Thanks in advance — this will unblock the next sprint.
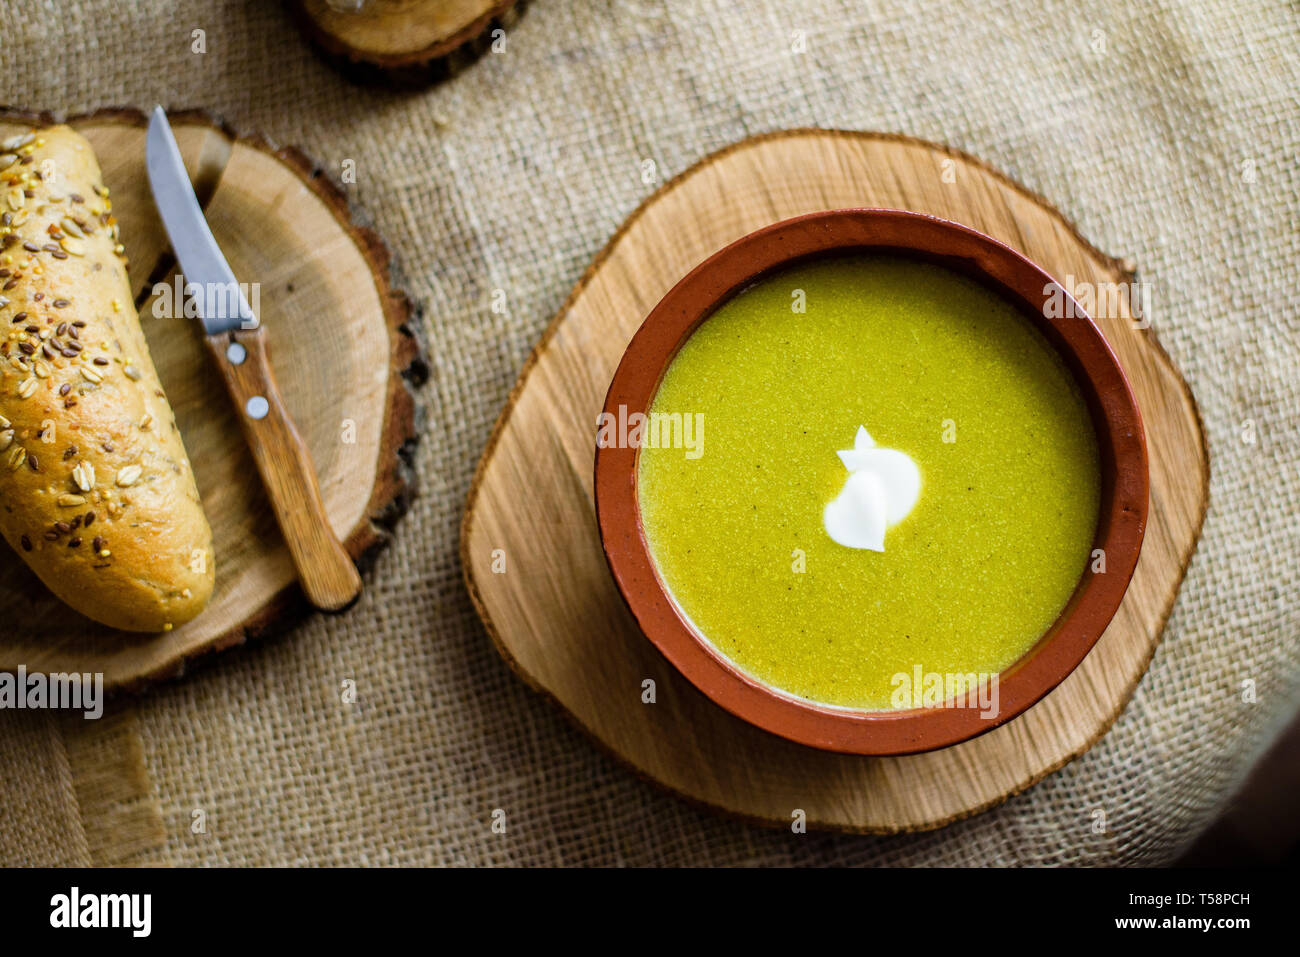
left=595, top=209, right=1148, bottom=755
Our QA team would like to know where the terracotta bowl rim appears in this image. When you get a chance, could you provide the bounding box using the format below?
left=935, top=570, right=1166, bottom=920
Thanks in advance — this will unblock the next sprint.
left=594, top=208, right=1149, bottom=755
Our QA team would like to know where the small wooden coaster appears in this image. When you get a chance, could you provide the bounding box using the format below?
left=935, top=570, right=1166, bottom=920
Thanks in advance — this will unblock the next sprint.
left=0, top=108, right=423, bottom=690
left=287, top=0, right=521, bottom=81
left=462, top=130, right=1209, bottom=833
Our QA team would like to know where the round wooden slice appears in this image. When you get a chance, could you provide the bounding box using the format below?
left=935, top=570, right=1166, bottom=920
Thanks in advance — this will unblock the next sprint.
left=0, top=107, right=423, bottom=690
left=287, top=0, right=521, bottom=79
left=461, top=130, right=1210, bottom=833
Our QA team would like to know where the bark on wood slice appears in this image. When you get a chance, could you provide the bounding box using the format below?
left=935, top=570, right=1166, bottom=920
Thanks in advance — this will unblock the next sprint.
left=0, top=107, right=423, bottom=691
left=287, top=0, right=521, bottom=81
left=461, top=129, right=1209, bottom=834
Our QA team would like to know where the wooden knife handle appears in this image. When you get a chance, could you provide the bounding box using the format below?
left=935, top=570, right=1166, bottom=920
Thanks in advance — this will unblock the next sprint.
left=205, top=327, right=362, bottom=613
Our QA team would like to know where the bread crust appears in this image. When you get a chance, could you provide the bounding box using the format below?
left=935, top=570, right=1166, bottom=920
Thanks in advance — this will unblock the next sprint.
left=0, top=125, right=214, bottom=632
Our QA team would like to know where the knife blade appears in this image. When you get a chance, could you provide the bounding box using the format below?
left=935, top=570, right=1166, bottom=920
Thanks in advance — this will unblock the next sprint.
left=146, top=107, right=255, bottom=335
left=145, top=106, right=362, bottom=613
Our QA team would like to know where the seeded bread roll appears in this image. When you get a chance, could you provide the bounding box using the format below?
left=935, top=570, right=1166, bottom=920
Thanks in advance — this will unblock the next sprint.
left=0, top=125, right=214, bottom=632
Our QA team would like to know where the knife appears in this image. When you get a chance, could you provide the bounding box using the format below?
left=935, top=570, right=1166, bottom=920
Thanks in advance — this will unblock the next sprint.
left=145, top=106, right=362, bottom=613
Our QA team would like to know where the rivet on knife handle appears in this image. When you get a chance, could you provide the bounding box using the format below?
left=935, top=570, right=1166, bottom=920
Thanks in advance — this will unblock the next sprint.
left=206, top=327, right=362, bottom=612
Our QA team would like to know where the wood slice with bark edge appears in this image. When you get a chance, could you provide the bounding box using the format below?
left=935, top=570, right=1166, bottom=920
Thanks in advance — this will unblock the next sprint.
left=461, top=129, right=1210, bottom=834
left=0, top=107, right=424, bottom=691
left=286, top=0, right=523, bottom=83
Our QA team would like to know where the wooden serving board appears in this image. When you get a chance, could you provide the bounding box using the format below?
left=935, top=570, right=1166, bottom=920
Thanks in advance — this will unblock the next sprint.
left=462, top=130, right=1209, bottom=833
left=0, top=108, right=421, bottom=690
left=288, top=0, right=522, bottom=79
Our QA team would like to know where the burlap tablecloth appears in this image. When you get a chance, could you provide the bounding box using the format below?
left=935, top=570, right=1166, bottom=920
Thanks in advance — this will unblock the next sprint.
left=0, top=0, right=1296, bottom=867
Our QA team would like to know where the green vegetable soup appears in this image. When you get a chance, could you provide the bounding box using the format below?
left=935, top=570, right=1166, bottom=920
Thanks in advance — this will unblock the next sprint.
left=637, top=255, right=1101, bottom=709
